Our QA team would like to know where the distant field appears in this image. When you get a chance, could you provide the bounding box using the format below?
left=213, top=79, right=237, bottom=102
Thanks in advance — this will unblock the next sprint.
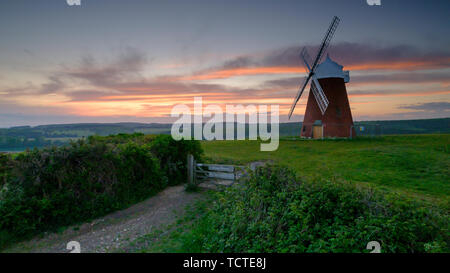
left=1, top=118, right=448, bottom=152
left=201, top=134, right=450, bottom=206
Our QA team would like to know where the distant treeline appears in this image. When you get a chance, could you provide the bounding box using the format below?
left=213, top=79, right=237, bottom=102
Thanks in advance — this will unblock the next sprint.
left=0, top=123, right=172, bottom=150
left=355, top=118, right=450, bottom=135
left=0, top=118, right=448, bottom=150
left=0, top=136, right=65, bottom=150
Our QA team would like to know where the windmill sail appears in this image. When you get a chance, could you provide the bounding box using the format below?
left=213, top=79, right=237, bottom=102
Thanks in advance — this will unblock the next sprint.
left=288, top=75, right=310, bottom=119
left=288, top=16, right=340, bottom=120
left=311, top=77, right=329, bottom=115
left=310, top=16, right=340, bottom=72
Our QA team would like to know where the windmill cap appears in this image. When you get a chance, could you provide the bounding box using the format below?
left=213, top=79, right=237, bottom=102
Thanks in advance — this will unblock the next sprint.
left=315, top=55, right=350, bottom=83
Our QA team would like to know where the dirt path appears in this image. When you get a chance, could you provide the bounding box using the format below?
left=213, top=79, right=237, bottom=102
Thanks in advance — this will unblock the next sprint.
left=4, top=185, right=204, bottom=253
left=4, top=162, right=264, bottom=253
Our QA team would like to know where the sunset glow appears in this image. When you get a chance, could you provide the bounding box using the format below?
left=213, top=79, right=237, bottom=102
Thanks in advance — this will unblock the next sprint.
left=0, top=0, right=449, bottom=127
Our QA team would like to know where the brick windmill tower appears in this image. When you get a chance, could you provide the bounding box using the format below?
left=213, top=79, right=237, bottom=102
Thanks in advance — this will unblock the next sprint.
left=288, top=16, right=356, bottom=138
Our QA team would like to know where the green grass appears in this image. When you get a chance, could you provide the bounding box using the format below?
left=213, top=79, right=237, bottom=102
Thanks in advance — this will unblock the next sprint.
left=201, top=134, right=450, bottom=206
left=134, top=163, right=449, bottom=253
left=128, top=134, right=449, bottom=253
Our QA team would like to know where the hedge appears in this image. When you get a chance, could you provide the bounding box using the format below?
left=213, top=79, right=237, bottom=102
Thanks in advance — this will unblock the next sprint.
left=0, top=134, right=202, bottom=249
left=180, top=165, right=449, bottom=253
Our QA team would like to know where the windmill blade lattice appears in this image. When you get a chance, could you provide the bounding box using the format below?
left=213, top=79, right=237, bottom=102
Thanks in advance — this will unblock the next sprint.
left=288, top=16, right=340, bottom=119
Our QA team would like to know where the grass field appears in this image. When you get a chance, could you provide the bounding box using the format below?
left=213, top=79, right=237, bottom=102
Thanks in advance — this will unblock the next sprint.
left=134, top=134, right=449, bottom=253
left=201, top=134, right=450, bottom=207
left=94, top=133, right=448, bottom=253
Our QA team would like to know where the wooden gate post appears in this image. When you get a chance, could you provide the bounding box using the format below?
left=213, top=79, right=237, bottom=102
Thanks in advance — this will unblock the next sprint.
left=187, top=154, right=194, bottom=185
left=193, top=157, right=197, bottom=185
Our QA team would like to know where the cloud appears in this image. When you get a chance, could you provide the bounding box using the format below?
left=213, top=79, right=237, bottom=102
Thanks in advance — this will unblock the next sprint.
left=0, top=77, right=65, bottom=96
left=265, top=77, right=303, bottom=89
left=39, top=75, right=65, bottom=94
left=221, top=56, right=254, bottom=70
left=327, top=43, right=450, bottom=69
left=350, top=72, right=450, bottom=85
left=65, top=90, right=119, bottom=102
left=1, top=42, right=449, bottom=126
left=65, top=48, right=148, bottom=86
left=348, top=90, right=450, bottom=98
left=264, top=72, right=450, bottom=96
left=181, top=43, right=450, bottom=81
left=4, top=42, right=448, bottom=102
left=399, top=102, right=450, bottom=112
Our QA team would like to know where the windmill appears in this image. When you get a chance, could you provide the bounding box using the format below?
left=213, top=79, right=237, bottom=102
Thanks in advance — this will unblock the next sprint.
left=288, top=16, right=356, bottom=138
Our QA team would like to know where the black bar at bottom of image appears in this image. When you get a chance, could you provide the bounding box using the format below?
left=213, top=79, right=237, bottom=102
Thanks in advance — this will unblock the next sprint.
left=0, top=253, right=446, bottom=272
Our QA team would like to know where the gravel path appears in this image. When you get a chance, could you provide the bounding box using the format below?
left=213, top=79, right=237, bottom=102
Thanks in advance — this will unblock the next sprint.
left=4, top=185, right=203, bottom=253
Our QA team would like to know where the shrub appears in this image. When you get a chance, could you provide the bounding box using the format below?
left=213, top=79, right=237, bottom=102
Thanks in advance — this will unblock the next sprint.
left=89, top=134, right=203, bottom=185
left=180, top=165, right=449, bottom=253
left=0, top=140, right=162, bottom=243
left=87, top=132, right=154, bottom=145
left=149, top=134, right=203, bottom=186
left=0, top=153, right=11, bottom=188
left=0, top=133, right=202, bottom=249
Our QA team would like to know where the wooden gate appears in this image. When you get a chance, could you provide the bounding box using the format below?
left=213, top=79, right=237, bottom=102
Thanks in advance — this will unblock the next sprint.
left=187, top=154, right=244, bottom=187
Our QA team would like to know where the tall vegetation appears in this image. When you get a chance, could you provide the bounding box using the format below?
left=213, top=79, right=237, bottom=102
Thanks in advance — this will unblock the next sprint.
left=0, top=134, right=202, bottom=249
left=158, top=165, right=449, bottom=253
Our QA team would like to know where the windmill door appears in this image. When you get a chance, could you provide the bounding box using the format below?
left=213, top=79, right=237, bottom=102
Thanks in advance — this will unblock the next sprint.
left=313, top=125, right=323, bottom=139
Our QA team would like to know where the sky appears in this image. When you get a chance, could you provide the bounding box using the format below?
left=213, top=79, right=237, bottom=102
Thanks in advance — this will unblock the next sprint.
left=0, top=0, right=449, bottom=127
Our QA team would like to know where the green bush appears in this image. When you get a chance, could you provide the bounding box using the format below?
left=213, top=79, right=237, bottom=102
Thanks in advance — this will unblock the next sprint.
left=89, top=133, right=203, bottom=185
left=149, top=134, right=203, bottom=186
left=0, top=134, right=202, bottom=249
left=180, top=165, right=449, bottom=253
left=87, top=132, right=154, bottom=145
left=0, top=153, right=11, bottom=188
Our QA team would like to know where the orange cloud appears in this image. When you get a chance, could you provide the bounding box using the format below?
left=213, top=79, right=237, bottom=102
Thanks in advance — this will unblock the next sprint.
left=347, top=59, right=450, bottom=71
left=99, top=92, right=234, bottom=101
left=180, top=67, right=307, bottom=81
left=178, top=58, right=450, bottom=81
left=349, top=90, right=450, bottom=98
